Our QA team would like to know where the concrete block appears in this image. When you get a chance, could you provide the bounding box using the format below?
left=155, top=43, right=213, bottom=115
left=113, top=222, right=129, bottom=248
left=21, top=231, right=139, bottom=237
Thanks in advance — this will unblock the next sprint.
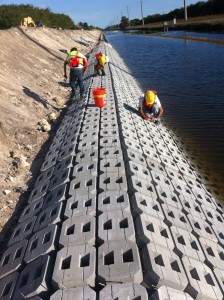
left=122, top=139, right=142, bottom=153
left=98, top=211, right=135, bottom=242
left=58, top=144, right=76, bottom=161
left=8, top=216, right=37, bottom=247
left=34, top=166, right=55, bottom=187
left=0, top=272, right=19, bottom=300
left=28, top=180, right=50, bottom=203
left=65, top=194, right=96, bottom=218
left=200, top=237, right=224, bottom=270
left=76, top=149, right=98, bottom=163
left=135, top=214, right=173, bottom=250
left=100, top=283, right=148, bottom=299
left=14, top=255, right=54, bottom=299
left=100, top=137, right=120, bottom=148
left=129, top=176, right=157, bottom=198
left=52, top=244, right=95, bottom=289
left=81, top=123, right=99, bottom=133
left=42, top=183, right=67, bottom=209
left=59, top=215, right=95, bottom=246
left=125, top=161, right=150, bottom=181
left=100, top=147, right=123, bottom=160
left=77, top=139, right=98, bottom=152
left=41, top=153, right=58, bottom=172
left=19, top=198, right=44, bottom=223
left=151, top=286, right=194, bottom=299
left=213, top=268, right=224, bottom=295
left=159, top=154, right=179, bottom=172
left=73, top=161, right=97, bottom=177
left=50, top=287, right=96, bottom=300
left=171, top=226, right=205, bottom=261
left=141, top=243, right=188, bottom=290
left=69, top=175, right=97, bottom=197
left=162, top=204, right=192, bottom=231
left=150, top=171, right=175, bottom=195
left=98, top=190, right=130, bottom=213
left=0, top=240, right=28, bottom=279
left=130, top=192, right=164, bottom=220
left=99, top=173, right=127, bottom=191
left=203, top=206, right=224, bottom=229
left=79, top=131, right=98, bottom=141
left=187, top=214, right=218, bottom=243
left=49, top=168, right=71, bottom=191
left=182, top=256, right=223, bottom=299
left=34, top=202, right=63, bottom=233
left=98, top=240, right=143, bottom=285
left=123, top=149, right=145, bottom=165
left=61, top=134, right=78, bottom=149
left=24, top=224, right=59, bottom=263
left=53, top=156, right=74, bottom=175
left=157, top=187, right=183, bottom=209
left=100, top=158, right=125, bottom=175
left=101, top=122, right=118, bottom=130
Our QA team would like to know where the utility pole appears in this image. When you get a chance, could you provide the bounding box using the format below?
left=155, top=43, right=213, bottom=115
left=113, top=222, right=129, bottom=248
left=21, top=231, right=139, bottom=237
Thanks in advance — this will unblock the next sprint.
left=184, top=0, right=187, bottom=21
left=139, top=0, right=144, bottom=26
left=127, top=6, right=130, bottom=27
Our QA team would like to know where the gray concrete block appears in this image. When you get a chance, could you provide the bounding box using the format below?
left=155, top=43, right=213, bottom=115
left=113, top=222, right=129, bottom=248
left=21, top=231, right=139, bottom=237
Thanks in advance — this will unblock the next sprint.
left=123, top=149, right=145, bottom=165
left=41, top=153, right=58, bottom=172
left=100, top=147, right=123, bottom=160
left=34, top=202, right=63, bottom=233
left=50, top=287, right=96, bottom=300
left=52, top=244, right=95, bottom=289
left=19, top=198, right=44, bottom=223
left=81, top=123, right=99, bottom=133
left=98, top=190, right=130, bottom=214
left=49, top=168, right=71, bottom=191
left=122, top=139, right=142, bottom=153
left=130, top=192, right=164, bottom=220
left=99, top=283, right=148, bottom=299
left=24, top=224, right=59, bottom=263
left=135, top=214, right=173, bottom=250
left=0, top=272, right=19, bottom=300
left=125, top=161, right=150, bottom=181
left=129, top=176, right=157, bottom=198
left=157, top=187, right=183, bottom=209
left=162, top=204, right=192, bottom=231
left=213, top=268, right=224, bottom=295
left=77, top=138, right=98, bottom=152
left=151, top=286, right=194, bottom=299
left=172, top=226, right=205, bottom=261
left=73, top=161, right=97, bottom=177
left=98, top=240, right=143, bottom=285
left=42, top=183, right=67, bottom=209
left=0, top=240, right=28, bottom=279
left=76, top=149, right=98, bottom=163
left=100, top=137, right=121, bottom=148
left=200, top=237, right=224, bottom=270
left=8, top=216, right=37, bottom=247
left=150, top=171, right=175, bottom=195
left=65, top=195, right=96, bottom=218
left=100, top=158, right=125, bottom=175
left=34, top=166, right=55, bottom=187
left=13, top=255, right=54, bottom=299
left=182, top=256, right=223, bottom=299
left=99, top=173, right=127, bottom=191
left=53, top=156, right=74, bottom=175
left=59, top=215, right=95, bottom=246
left=79, top=131, right=99, bottom=141
left=98, top=211, right=135, bottom=242
left=141, top=243, right=188, bottom=291
left=69, top=175, right=97, bottom=197
left=28, top=180, right=50, bottom=203
left=58, top=144, right=76, bottom=161
left=61, top=134, right=79, bottom=149
left=158, top=154, right=179, bottom=172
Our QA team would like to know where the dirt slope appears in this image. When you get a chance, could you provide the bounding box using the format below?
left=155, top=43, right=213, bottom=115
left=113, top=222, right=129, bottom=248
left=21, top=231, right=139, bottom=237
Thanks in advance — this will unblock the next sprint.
left=0, top=27, right=101, bottom=235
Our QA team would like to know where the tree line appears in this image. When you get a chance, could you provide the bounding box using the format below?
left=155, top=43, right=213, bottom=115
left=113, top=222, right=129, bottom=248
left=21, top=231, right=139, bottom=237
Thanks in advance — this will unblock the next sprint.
left=0, top=4, right=97, bottom=30
left=108, top=0, right=224, bottom=30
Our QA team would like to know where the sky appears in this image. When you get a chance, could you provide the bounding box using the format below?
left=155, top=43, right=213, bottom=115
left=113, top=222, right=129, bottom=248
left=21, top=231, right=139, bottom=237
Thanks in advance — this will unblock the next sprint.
left=0, top=0, right=200, bottom=28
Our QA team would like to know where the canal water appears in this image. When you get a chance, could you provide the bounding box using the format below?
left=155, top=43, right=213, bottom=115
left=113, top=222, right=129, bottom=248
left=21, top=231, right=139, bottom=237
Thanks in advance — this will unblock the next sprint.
left=105, top=32, right=224, bottom=192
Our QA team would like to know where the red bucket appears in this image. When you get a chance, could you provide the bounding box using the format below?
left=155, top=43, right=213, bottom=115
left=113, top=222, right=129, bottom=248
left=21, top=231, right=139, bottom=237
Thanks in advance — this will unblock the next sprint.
left=92, top=88, right=106, bottom=107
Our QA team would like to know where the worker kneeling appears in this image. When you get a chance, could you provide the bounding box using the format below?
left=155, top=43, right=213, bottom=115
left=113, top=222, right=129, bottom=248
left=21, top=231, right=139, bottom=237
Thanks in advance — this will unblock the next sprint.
left=138, top=90, right=164, bottom=124
left=94, top=52, right=109, bottom=76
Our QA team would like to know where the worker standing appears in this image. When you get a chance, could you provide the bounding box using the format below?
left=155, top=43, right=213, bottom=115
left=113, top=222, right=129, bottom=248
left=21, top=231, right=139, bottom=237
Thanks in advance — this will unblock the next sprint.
left=64, top=47, right=88, bottom=100
left=94, top=52, right=109, bottom=76
left=138, top=90, right=164, bottom=124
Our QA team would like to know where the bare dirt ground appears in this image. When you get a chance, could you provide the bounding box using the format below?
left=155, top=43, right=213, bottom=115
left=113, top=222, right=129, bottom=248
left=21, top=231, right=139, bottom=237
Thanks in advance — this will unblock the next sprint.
left=0, top=27, right=101, bottom=241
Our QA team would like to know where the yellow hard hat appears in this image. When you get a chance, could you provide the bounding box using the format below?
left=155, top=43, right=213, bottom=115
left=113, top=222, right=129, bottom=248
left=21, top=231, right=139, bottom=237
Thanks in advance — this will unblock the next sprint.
left=145, top=91, right=155, bottom=105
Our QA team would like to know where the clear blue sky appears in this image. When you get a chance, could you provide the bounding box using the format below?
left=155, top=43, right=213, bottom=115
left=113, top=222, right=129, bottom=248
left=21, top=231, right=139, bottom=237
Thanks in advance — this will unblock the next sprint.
left=0, top=0, right=200, bottom=28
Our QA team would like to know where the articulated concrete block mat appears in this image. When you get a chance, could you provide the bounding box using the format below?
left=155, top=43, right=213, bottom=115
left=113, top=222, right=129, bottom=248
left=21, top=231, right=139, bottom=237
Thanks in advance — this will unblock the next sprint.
left=98, top=211, right=135, bottom=242
left=28, top=180, right=50, bottom=203
left=128, top=176, right=157, bottom=198
left=141, top=243, right=188, bottom=291
left=53, top=156, right=74, bottom=175
left=130, top=192, right=164, bottom=219
left=98, top=240, right=143, bottom=285
left=99, top=172, right=127, bottom=191
left=78, top=138, right=98, bottom=152
left=123, top=149, right=146, bottom=165
left=42, top=183, right=67, bottom=209
left=69, top=175, right=97, bottom=198
left=182, top=256, right=223, bottom=299
left=213, top=268, right=224, bottom=295
left=100, top=147, right=123, bottom=160
left=58, top=144, right=76, bottom=161
left=50, top=286, right=96, bottom=300
left=52, top=244, right=95, bottom=289
left=100, top=136, right=121, bottom=149
left=19, top=197, right=44, bottom=223
left=100, top=128, right=119, bottom=138
left=0, top=272, right=19, bottom=300
left=76, top=149, right=98, bottom=163
left=40, top=153, right=58, bottom=172
left=59, top=215, right=95, bottom=246
left=81, top=123, right=100, bottom=133
left=199, top=237, right=224, bottom=270
left=150, top=286, right=194, bottom=299
left=64, top=195, right=96, bottom=218
left=49, top=168, right=71, bottom=192
left=34, top=166, right=55, bottom=187
left=24, top=224, right=59, bottom=263
left=72, top=161, right=98, bottom=177
left=0, top=240, right=28, bottom=279
left=98, top=190, right=130, bottom=214
left=13, top=255, right=54, bottom=299
left=100, top=158, right=125, bottom=175
left=100, top=283, right=148, bottom=299
left=125, top=161, right=151, bottom=181
left=135, top=214, right=174, bottom=250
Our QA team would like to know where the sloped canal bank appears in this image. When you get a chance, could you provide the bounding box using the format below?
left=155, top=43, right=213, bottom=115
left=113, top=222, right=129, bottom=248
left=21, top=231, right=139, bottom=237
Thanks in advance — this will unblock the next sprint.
left=0, top=41, right=224, bottom=299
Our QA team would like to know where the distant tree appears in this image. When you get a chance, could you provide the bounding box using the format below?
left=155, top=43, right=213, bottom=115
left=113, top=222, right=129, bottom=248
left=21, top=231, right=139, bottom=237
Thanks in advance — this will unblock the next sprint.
left=120, top=16, right=129, bottom=29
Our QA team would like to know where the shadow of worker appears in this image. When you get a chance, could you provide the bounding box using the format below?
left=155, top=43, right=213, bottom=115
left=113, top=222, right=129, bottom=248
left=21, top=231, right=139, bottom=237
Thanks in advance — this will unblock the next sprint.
left=22, top=86, right=50, bottom=109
